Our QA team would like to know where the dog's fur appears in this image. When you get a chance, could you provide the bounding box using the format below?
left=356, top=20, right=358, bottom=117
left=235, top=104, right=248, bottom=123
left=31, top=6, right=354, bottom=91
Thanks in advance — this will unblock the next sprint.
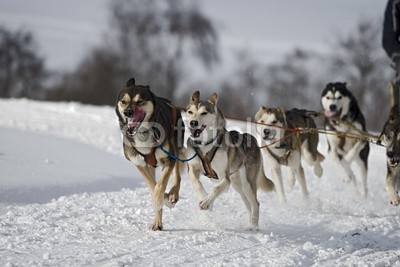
left=381, top=105, right=400, bottom=206
left=255, top=107, right=324, bottom=202
left=185, top=91, right=274, bottom=230
left=321, top=82, right=370, bottom=197
left=116, top=78, right=184, bottom=230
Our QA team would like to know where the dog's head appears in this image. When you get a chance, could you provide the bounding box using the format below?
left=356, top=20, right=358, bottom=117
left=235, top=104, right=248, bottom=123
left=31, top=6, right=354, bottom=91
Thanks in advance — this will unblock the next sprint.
left=321, top=82, right=353, bottom=120
left=185, top=91, right=225, bottom=142
left=116, top=78, right=155, bottom=137
left=255, top=107, right=285, bottom=142
left=383, top=105, right=400, bottom=168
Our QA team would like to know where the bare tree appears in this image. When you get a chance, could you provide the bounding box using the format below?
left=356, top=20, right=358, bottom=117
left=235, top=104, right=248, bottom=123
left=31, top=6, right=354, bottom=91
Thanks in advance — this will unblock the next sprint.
left=108, top=0, right=219, bottom=100
left=329, top=19, right=392, bottom=130
left=0, top=26, right=46, bottom=98
left=46, top=0, right=219, bottom=105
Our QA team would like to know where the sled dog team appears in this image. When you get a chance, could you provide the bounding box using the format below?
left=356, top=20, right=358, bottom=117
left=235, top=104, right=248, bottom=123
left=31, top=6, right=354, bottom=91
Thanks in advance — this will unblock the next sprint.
left=116, top=78, right=399, bottom=231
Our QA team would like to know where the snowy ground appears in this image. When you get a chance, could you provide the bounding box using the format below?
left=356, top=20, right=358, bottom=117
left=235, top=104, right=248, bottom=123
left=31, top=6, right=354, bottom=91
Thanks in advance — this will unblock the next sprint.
left=0, top=98, right=399, bottom=266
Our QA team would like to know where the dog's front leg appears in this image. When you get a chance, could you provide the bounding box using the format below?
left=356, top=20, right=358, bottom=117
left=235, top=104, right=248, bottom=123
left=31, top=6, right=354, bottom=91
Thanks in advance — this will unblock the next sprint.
left=271, top=166, right=286, bottom=203
left=386, top=167, right=400, bottom=206
left=330, top=150, right=354, bottom=183
left=151, top=158, right=174, bottom=230
left=199, top=171, right=230, bottom=210
left=343, top=141, right=363, bottom=162
left=166, top=160, right=181, bottom=206
left=188, top=163, right=208, bottom=201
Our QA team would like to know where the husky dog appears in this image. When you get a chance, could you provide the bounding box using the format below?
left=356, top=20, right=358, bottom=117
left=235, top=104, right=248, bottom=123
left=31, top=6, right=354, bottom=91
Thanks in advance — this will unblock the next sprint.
left=185, top=91, right=274, bottom=230
left=381, top=105, right=400, bottom=206
left=116, top=78, right=184, bottom=230
left=255, top=107, right=324, bottom=202
left=321, top=82, right=370, bottom=197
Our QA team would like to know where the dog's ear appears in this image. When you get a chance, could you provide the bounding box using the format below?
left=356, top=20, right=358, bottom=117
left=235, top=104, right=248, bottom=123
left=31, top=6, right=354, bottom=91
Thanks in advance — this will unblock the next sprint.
left=190, top=91, right=200, bottom=104
left=208, top=92, right=218, bottom=106
left=126, top=78, right=135, bottom=87
left=255, top=106, right=265, bottom=121
left=389, top=105, right=400, bottom=123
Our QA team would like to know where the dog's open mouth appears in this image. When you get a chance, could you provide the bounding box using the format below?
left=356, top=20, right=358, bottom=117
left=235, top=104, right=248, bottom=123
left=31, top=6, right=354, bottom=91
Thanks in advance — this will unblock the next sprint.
left=324, top=109, right=339, bottom=118
left=389, top=158, right=400, bottom=167
left=190, top=125, right=206, bottom=138
left=126, top=108, right=146, bottom=136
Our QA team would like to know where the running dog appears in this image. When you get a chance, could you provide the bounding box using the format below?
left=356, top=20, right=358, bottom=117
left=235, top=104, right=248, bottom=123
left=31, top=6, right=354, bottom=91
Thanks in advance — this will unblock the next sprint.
left=116, top=78, right=184, bottom=230
left=321, top=82, right=370, bottom=197
left=381, top=104, right=400, bottom=206
left=255, top=107, right=324, bottom=202
left=185, top=91, right=274, bottom=230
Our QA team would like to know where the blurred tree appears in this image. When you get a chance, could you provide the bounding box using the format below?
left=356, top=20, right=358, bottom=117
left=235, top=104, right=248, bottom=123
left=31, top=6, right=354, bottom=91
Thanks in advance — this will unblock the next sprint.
left=0, top=26, right=46, bottom=98
left=217, top=50, right=262, bottom=118
left=47, top=0, right=219, bottom=105
left=328, top=19, right=392, bottom=130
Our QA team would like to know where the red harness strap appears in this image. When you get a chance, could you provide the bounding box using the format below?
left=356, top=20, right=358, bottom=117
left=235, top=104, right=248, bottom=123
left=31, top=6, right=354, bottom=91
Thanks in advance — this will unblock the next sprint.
left=144, top=108, right=178, bottom=167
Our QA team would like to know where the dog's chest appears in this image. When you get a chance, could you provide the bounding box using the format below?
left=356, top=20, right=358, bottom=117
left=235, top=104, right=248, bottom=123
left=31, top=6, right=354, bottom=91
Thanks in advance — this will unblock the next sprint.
left=124, top=133, right=155, bottom=155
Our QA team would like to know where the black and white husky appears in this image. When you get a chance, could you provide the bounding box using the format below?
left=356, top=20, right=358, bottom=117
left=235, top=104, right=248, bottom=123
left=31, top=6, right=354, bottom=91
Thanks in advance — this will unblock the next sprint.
left=381, top=105, right=400, bottom=206
left=321, top=82, right=370, bottom=197
left=255, top=107, right=324, bottom=202
left=184, top=91, right=274, bottom=230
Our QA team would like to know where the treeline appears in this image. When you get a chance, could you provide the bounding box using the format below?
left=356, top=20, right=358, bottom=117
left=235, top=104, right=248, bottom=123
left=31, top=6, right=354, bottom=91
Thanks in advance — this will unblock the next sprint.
left=0, top=0, right=393, bottom=130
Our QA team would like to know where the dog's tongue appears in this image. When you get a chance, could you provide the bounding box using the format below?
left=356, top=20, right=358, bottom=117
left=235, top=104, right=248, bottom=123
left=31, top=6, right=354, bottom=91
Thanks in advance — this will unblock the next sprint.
left=324, top=110, right=337, bottom=118
left=128, top=108, right=145, bottom=129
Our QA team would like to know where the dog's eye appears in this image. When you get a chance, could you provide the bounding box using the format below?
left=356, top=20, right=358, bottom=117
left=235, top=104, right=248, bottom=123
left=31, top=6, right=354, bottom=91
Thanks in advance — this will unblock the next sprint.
left=121, top=100, right=127, bottom=105
left=200, top=112, right=208, bottom=116
left=271, top=120, right=278, bottom=124
left=136, top=100, right=144, bottom=106
left=187, top=110, right=193, bottom=115
left=326, top=97, right=331, bottom=100
left=337, top=96, right=342, bottom=100
left=259, top=120, right=265, bottom=124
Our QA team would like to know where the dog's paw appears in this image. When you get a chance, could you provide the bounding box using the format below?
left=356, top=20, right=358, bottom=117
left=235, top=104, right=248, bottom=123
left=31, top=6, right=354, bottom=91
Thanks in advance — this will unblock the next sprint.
left=130, top=154, right=146, bottom=167
left=390, top=196, right=400, bottom=206
left=342, top=174, right=353, bottom=183
left=245, top=225, right=259, bottom=232
left=168, top=187, right=180, bottom=204
left=150, top=222, right=163, bottom=231
left=199, top=199, right=213, bottom=210
left=163, top=193, right=176, bottom=209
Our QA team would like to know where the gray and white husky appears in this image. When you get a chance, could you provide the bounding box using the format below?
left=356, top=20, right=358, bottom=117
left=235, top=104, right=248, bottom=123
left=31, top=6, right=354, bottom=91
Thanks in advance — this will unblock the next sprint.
left=255, top=107, right=324, bottom=202
left=184, top=91, right=274, bottom=230
left=381, top=104, right=400, bottom=206
left=321, top=82, right=370, bottom=197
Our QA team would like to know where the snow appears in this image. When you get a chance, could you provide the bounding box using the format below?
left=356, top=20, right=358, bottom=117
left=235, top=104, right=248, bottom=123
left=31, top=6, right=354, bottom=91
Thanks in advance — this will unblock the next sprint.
left=0, top=98, right=399, bottom=266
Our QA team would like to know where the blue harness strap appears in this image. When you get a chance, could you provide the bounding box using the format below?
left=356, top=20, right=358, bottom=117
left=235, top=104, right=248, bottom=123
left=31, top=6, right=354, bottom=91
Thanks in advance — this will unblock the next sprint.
left=158, top=145, right=198, bottom=163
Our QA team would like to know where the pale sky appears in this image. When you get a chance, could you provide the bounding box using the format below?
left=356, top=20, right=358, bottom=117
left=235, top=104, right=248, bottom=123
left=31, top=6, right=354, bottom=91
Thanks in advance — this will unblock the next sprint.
left=0, top=0, right=386, bottom=71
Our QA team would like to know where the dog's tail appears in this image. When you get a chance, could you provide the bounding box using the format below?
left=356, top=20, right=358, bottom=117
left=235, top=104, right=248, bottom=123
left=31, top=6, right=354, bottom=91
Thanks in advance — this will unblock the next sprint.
left=258, top=169, right=274, bottom=192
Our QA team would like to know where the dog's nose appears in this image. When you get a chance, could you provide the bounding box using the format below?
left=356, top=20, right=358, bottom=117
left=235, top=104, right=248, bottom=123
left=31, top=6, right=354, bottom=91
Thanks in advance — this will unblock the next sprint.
left=190, top=120, right=199, bottom=128
left=124, top=109, right=133, bottom=117
left=263, top=128, right=271, bottom=136
left=329, top=104, right=337, bottom=111
left=387, top=151, right=394, bottom=158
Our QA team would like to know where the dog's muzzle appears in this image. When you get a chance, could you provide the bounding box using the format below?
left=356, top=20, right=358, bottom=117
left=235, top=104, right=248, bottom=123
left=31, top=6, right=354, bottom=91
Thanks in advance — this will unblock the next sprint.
left=387, top=151, right=400, bottom=167
left=125, top=108, right=146, bottom=137
left=263, top=128, right=276, bottom=141
left=189, top=120, right=206, bottom=138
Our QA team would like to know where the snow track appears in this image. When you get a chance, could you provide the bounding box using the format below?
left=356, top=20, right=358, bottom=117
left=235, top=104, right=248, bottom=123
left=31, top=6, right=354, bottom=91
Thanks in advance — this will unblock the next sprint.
left=0, top=99, right=399, bottom=266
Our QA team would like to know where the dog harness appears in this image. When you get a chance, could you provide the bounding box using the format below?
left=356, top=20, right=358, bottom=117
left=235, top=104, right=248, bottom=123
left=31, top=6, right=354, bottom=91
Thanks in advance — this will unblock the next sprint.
left=190, top=130, right=225, bottom=179
left=140, top=108, right=179, bottom=167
